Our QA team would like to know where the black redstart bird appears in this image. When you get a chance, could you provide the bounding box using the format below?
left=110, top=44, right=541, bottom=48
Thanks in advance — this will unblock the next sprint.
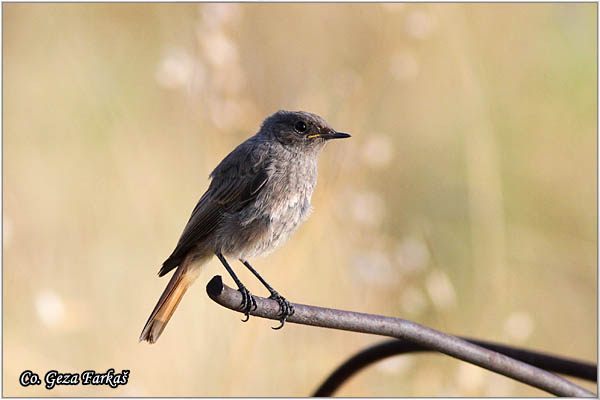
left=140, top=110, right=350, bottom=343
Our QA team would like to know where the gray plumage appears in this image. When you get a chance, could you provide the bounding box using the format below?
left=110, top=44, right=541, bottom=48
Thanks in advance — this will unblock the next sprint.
left=141, top=110, right=350, bottom=343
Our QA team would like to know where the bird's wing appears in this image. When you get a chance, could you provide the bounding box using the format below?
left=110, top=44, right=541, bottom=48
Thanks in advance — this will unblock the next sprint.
left=159, top=140, right=270, bottom=276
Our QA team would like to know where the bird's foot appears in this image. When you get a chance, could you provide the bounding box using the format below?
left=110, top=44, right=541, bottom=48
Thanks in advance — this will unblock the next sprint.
left=237, top=286, right=257, bottom=322
left=269, top=291, right=295, bottom=330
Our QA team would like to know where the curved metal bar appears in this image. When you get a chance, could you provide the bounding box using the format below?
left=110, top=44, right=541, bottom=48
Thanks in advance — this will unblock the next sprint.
left=206, top=276, right=595, bottom=397
left=313, top=338, right=597, bottom=396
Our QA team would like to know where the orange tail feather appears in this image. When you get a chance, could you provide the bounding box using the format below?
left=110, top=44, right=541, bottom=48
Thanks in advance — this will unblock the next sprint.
left=140, top=258, right=204, bottom=344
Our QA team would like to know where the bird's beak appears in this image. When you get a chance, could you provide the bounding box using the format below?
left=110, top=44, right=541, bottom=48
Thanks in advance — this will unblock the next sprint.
left=309, top=131, right=351, bottom=140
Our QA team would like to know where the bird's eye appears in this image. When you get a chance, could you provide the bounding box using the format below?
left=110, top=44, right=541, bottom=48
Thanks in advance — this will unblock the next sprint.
left=294, top=121, right=308, bottom=133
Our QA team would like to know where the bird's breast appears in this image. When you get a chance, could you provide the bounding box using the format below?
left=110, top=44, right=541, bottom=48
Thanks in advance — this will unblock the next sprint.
left=265, top=165, right=315, bottom=218
left=225, top=156, right=317, bottom=259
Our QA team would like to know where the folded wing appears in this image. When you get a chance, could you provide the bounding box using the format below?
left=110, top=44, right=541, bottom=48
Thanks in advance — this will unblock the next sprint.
left=159, top=141, right=270, bottom=276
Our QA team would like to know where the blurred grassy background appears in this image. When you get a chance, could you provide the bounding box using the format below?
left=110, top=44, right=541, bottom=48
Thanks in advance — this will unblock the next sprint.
left=3, top=3, right=597, bottom=396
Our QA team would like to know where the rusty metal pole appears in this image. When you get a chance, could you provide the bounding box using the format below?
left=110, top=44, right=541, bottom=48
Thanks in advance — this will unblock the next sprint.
left=206, top=275, right=595, bottom=397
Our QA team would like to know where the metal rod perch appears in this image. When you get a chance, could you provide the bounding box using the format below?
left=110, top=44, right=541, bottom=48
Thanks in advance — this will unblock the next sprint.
left=206, top=275, right=595, bottom=397
left=312, top=338, right=597, bottom=396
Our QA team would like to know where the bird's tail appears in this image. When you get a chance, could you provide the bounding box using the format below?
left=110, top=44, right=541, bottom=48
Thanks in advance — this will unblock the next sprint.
left=139, top=255, right=208, bottom=344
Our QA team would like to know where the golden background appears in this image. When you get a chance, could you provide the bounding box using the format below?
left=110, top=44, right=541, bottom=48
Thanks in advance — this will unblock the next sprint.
left=3, top=3, right=597, bottom=396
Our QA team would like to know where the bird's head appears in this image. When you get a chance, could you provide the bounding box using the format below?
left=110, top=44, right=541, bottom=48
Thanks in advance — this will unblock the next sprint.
left=259, top=110, right=350, bottom=152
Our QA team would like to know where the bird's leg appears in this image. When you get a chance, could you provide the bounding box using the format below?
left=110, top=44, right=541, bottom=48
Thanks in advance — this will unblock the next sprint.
left=216, top=252, right=257, bottom=321
left=240, top=260, right=295, bottom=330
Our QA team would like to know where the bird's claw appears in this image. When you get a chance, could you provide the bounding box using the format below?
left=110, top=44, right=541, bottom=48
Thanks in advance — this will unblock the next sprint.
left=237, top=286, right=257, bottom=322
left=269, top=292, right=295, bottom=330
